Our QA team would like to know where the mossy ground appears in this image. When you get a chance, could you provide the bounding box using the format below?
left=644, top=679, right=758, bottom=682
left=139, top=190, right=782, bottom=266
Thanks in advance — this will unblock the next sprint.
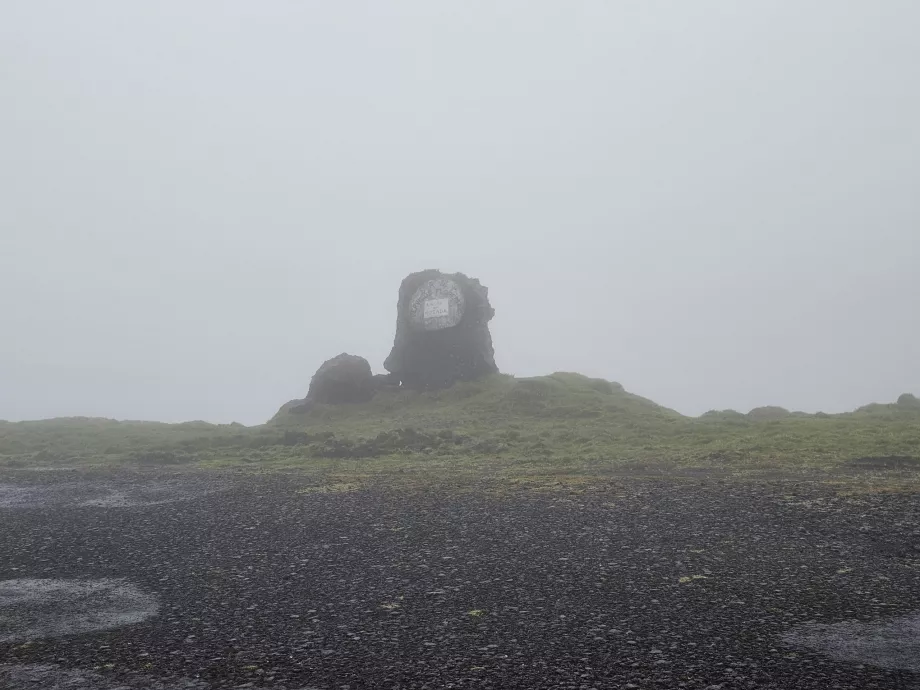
left=2, top=373, right=918, bottom=485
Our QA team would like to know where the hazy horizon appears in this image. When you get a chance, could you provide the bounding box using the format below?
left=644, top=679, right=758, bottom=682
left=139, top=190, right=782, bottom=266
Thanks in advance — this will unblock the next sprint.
left=3, top=2, right=918, bottom=425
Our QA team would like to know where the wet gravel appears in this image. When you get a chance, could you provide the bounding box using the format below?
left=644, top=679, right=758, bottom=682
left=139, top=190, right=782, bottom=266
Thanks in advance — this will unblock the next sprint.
left=0, top=477, right=228, bottom=509
left=0, top=577, right=159, bottom=642
left=1, top=470, right=919, bottom=689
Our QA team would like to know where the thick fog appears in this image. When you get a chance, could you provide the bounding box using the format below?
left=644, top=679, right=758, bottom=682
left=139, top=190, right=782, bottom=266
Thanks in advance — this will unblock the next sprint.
left=2, top=2, right=918, bottom=424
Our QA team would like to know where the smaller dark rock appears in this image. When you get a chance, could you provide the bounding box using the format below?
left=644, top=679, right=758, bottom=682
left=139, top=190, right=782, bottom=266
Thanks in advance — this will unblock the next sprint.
left=307, top=354, right=375, bottom=405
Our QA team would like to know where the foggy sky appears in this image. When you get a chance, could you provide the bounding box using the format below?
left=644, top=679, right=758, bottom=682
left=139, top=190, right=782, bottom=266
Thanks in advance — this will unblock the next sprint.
left=2, top=1, right=918, bottom=425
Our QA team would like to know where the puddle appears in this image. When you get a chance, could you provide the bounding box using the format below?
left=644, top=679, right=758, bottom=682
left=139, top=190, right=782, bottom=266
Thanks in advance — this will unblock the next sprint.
left=0, top=664, right=207, bottom=689
left=783, top=612, right=920, bottom=671
left=0, top=480, right=226, bottom=509
left=76, top=480, right=223, bottom=507
left=0, top=578, right=159, bottom=643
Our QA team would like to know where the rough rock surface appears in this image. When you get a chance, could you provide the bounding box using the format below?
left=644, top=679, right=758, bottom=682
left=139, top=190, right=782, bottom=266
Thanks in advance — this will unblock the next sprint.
left=306, top=353, right=375, bottom=404
left=384, top=270, right=498, bottom=389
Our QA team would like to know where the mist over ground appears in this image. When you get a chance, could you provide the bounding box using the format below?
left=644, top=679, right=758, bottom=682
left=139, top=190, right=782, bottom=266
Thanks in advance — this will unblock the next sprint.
left=2, top=1, right=917, bottom=424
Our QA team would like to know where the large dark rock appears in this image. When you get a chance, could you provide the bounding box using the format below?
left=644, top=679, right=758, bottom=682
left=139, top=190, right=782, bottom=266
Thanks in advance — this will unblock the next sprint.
left=307, top=353, right=375, bottom=404
left=384, top=270, right=498, bottom=389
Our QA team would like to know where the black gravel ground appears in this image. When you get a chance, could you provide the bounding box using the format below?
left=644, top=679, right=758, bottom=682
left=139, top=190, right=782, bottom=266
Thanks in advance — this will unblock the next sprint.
left=1, top=470, right=919, bottom=689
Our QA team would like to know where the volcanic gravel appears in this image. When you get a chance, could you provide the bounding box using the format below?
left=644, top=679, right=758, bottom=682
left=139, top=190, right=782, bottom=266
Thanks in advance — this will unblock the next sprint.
left=1, top=470, right=919, bottom=689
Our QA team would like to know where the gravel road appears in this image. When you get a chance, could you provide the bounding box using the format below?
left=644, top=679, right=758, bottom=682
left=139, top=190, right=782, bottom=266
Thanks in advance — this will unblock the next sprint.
left=1, top=470, right=918, bottom=689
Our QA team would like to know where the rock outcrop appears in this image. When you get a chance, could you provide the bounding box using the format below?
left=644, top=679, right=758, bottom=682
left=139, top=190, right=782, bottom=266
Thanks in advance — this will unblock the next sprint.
left=307, top=353, right=375, bottom=404
left=897, top=393, right=920, bottom=408
left=384, top=270, right=498, bottom=389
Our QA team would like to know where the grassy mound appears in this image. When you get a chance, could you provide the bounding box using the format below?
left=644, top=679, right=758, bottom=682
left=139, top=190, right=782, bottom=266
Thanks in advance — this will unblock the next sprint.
left=275, top=373, right=679, bottom=431
left=265, top=374, right=920, bottom=468
left=267, top=373, right=684, bottom=461
left=1, top=376, right=918, bottom=474
left=0, top=418, right=240, bottom=458
left=746, top=406, right=793, bottom=421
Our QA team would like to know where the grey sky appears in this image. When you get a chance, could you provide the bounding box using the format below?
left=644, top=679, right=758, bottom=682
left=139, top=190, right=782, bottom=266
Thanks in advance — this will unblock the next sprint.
left=2, top=1, right=918, bottom=424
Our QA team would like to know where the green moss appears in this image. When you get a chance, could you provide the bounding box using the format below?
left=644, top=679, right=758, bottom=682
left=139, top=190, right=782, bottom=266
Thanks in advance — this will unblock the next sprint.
left=2, top=374, right=919, bottom=477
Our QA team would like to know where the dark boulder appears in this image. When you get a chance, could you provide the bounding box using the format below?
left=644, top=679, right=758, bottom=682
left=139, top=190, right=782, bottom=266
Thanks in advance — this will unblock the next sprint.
left=307, top=353, right=375, bottom=404
left=384, top=270, right=498, bottom=389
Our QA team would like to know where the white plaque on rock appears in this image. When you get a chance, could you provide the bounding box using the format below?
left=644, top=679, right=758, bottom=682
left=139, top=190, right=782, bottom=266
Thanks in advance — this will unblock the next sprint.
left=423, top=299, right=450, bottom=319
left=408, top=278, right=465, bottom=331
